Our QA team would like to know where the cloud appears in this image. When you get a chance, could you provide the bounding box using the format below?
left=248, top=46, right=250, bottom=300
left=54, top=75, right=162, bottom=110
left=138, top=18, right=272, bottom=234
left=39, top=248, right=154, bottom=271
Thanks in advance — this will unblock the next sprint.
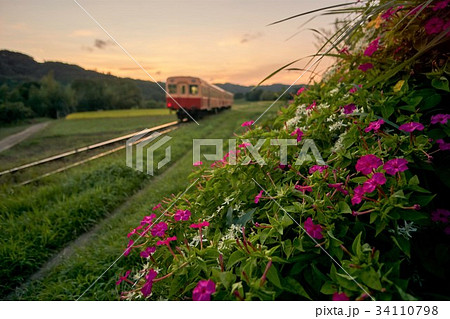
left=240, top=32, right=264, bottom=44
left=94, top=39, right=115, bottom=49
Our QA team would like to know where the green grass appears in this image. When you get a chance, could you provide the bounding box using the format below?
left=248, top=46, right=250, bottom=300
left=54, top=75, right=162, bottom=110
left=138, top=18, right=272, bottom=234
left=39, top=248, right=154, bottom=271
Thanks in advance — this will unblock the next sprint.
left=0, top=118, right=51, bottom=141
left=66, top=108, right=172, bottom=119
left=5, top=101, right=280, bottom=300
left=0, top=114, right=176, bottom=171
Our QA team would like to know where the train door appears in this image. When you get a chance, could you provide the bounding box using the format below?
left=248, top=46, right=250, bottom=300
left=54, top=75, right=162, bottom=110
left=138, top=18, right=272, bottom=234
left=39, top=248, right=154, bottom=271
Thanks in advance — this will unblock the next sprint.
left=179, top=83, right=187, bottom=95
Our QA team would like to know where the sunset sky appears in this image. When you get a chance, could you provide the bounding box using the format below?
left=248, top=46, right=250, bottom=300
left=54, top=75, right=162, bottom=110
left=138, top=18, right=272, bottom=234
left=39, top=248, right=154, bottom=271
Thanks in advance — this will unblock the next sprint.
left=0, top=0, right=353, bottom=85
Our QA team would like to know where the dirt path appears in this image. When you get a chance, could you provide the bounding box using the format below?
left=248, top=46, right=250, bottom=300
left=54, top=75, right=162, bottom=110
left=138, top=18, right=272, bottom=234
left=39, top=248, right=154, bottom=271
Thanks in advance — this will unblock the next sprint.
left=0, top=122, right=49, bottom=153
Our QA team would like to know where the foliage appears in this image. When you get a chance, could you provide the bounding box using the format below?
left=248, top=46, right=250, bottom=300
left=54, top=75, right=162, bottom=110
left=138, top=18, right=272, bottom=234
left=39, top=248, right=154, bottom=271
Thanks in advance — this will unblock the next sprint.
left=119, top=0, right=450, bottom=301
left=4, top=102, right=273, bottom=300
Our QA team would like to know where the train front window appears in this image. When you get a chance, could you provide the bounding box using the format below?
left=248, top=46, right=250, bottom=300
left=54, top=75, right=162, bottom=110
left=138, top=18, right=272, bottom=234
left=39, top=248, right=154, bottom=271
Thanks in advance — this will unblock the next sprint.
left=189, top=85, right=199, bottom=95
left=168, top=84, right=177, bottom=94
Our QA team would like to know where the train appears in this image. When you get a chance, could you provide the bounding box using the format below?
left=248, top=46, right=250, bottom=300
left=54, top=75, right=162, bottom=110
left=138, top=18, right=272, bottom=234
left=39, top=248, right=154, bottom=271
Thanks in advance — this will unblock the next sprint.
left=165, top=76, right=233, bottom=120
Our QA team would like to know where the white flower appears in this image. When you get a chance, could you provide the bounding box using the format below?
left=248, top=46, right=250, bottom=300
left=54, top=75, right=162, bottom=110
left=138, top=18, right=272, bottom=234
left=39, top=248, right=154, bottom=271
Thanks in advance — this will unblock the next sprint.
left=223, top=196, right=234, bottom=205
left=216, top=205, right=224, bottom=213
left=397, top=221, right=418, bottom=239
left=329, top=120, right=347, bottom=132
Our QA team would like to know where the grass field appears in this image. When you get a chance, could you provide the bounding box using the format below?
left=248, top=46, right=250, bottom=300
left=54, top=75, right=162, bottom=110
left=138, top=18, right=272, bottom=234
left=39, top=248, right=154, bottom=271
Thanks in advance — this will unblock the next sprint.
left=1, top=101, right=281, bottom=300
left=66, top=108, right=172, bottom=119
left=0, top=118, right=51, bottom=141
left=0, top=114, right=176, bottom=172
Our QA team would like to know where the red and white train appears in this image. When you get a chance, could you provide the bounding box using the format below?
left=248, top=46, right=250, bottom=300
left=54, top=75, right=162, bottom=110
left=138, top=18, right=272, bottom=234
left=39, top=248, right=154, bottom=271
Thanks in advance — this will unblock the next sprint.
left=166, top=76, right=233, bottom=120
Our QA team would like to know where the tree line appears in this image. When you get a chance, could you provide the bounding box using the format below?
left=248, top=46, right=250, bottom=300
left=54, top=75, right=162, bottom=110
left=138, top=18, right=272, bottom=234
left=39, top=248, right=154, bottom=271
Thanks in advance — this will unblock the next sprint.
left=0, top=73, right=164, bottom=124
left=234, top=87, right=303, bottom=102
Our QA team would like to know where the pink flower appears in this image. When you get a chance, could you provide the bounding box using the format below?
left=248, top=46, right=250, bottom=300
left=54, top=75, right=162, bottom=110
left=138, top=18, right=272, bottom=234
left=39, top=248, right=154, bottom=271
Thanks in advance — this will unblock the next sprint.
left=174, top=209, right=191, bottom=221
left=309, top=165, right=328, bottom=174
left=193, top=161, right=203, bottom=166
left=364, top=37, right=380, bottom=57
left=295, top=185, right=313, bottom=193
left=241, top=120, right=254, bottom=127
left=445, top=226, right=450, bottom=235
left=254, top=190, right=264, bottom=203
left=436, top=139, right=450, bottom=151
left=381, top=6, right=403, bottom=20
left=364, top=119, right=384, bottom=133
left=192, top=279, right=216, bottom=301
left=425, top=17, right=444, bottom=34
left=358, top=63, right=373, bottom=72
left=127, top=225, right=143, bottom=238
left=408, top=5, right=423, bottom=16
left=157, top=236, right=177, bottom=246
left=152, top=203, right=161, bottom=211
left=140, top=246, right=156, bottom=258
left=151, top=222, right=168, bottom=237
left=328, top=183, right=349, bottom=195
left=333, top=292, right=350, bottom=301
left=116, top=270, right=131, bottom=285
left=123, top=240, right=134, bottom=257
left=383, top=158, right=408, bottom=175
left=362, top=172, right=386, bottom=193
left=190, top=220, right=210, bottom=229
left=304, top=217, right=324, bottom=239
left=356, top=154, right=382, bottom=175
left=433, top=0, right=449, bottom=11
left=277, top=163, right=292, bottom=171
left=141, top=214, right=157, bottom=226
left=431, top=209, right=450, bottom=223
left=296, top=87, right=306, bottom=95
left=349, top=84, right=362, bottom=93
left=343, top=104, right=356, bottom=114
left=238, top=142, right=251, bottom=148
left=431, top=114, right=450, bottom=125
left=306, top=100, right=316, bottom=110
left=291, top=128, right=304, bottom=142
left=339, top=47, right=350, bottom=55
left=398, top=122, right=424, bottom=132
left=351, top=185, right=365, bottom=205
left=141, top=269, right=158, bottom=297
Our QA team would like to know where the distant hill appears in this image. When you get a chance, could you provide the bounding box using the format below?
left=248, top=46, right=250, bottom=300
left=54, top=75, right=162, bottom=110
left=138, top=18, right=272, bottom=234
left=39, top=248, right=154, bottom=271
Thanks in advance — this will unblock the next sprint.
left=0, top=50, right=303, bottom=99
left=0, top=50, right=165, bottom=101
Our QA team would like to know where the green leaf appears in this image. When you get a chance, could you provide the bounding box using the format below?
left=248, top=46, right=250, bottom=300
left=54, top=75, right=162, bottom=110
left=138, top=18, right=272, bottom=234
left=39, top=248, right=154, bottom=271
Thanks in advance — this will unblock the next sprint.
left=381, top=105, right=394, bottom=119
left=351, top=232, right=362, bottom=257
left=431, top=77, right=450, bottom=92
left=266, top=263, right=282, bottom=289
left=338, top=201, right=352, bottom=214
left=402, top=210, right=428, bottom=221
left=360, top=268, right=382, bottom=291
left=235, top=208, right=256, bottom=226
left=391, top=236, right=411, bottom=258
left=227, top=250, right=246, bottom=269
left=282, top=239, right=294, bottom=258
left=281, top=213, right=294, bottom=228
left=320, top=281, right=338, bottom=295
left=284, top=277, right=312, bottom=299
left=219, top=271, right=237, bottom=290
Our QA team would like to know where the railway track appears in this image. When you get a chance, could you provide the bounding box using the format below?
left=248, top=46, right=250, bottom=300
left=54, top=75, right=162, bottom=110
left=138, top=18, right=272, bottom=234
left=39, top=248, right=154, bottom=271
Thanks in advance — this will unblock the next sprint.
left=0, top=121, right=180, bottom=185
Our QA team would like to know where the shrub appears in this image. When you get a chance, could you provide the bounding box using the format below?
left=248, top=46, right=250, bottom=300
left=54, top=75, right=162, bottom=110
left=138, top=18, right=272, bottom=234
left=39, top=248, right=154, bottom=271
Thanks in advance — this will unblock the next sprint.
left=118, top=0, right=449, bottom=301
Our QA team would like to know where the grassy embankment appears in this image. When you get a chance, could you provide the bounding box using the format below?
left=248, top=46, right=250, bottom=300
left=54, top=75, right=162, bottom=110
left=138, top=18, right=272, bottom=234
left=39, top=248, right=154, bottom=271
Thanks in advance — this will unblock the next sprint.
left=2, top=102, right=279, bottom=300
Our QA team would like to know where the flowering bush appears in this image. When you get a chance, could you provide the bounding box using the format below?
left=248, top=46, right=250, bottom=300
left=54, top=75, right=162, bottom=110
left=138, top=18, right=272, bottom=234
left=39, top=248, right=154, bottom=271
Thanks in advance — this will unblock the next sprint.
left=118, top=0, right=449, bottom=301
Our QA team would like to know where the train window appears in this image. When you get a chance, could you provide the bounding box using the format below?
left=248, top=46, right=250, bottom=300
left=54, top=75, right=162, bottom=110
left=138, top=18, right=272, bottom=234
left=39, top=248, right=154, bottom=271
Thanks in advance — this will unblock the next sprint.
left=189, top=85, right=198, bottom=95
left=168, top=84, right=177, bottom=94
left=181, top=85, right=186, bottom=94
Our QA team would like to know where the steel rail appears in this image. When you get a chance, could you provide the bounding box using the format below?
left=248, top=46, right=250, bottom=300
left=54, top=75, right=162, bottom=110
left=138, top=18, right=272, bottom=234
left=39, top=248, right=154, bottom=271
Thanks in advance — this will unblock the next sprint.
left=19, top=126, right=178, bottom=186
left=0, top=121, right=179, bottom=177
